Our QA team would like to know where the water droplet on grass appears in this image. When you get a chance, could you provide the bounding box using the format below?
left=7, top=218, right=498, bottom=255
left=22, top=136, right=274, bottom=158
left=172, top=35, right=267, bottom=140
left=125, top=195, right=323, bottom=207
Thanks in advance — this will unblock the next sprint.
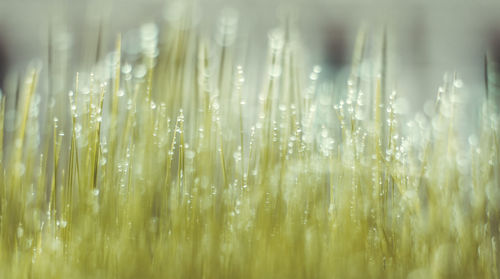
left=185, top=150, right=195, bottom=159
left=60, top=220, right=67, bottom=228
left=233, top=151, right=242, bottom=162
left=269, top=65, right=282, bottom=77
left=453, top=79, right=463, bottom=88
left=16, top=163, right=26, bottom=176
left=122, top=63, right=132, bottom=74
left=17, top=225, right=24, bottom=238
left=468, top=135, right=478, bottom=146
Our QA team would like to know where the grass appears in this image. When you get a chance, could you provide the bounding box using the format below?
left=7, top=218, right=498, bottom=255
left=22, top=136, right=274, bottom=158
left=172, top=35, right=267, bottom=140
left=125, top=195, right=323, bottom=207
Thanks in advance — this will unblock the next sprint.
left=0, top=7, right=499, bottom=279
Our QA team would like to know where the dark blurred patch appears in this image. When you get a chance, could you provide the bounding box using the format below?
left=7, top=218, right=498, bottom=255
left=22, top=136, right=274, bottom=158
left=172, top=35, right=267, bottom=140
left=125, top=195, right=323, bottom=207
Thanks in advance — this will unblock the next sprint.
left=0, top=32, right=7, bottom=90
left=486, top=28, right=500, bottom=102
left=489, top=29, right=500, bottom=62
left=323, top=23, right=347, bottom=69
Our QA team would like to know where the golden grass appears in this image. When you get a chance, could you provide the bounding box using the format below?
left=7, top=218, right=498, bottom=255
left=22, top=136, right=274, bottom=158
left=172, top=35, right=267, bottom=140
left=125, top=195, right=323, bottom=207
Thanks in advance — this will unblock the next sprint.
left=0, top=9, right=499, bottom=279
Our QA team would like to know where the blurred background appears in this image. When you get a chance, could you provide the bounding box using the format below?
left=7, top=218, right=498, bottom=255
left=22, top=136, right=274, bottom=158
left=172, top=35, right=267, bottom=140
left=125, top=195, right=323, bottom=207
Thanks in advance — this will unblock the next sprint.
left=1, top=0, right=500, bottom=133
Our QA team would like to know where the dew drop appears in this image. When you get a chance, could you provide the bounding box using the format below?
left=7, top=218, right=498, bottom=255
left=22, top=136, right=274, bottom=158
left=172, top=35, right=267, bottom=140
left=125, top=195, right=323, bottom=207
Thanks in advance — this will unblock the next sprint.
left=74, top=123, right=82, bottom=133
left=321, top=129, right=328, bottom=138
left=453, top=79, right=463, bottom=88
left=122, top=63, right=132, bottom=74
left=468, top=135, right=478, bottom=146
left=60, top=220, right=67, bottom=228
left=17, top=226, right=24, bottom=238
left=269, top=64, right=282, bottom=77
left=233, top=151, right=242, bottom=162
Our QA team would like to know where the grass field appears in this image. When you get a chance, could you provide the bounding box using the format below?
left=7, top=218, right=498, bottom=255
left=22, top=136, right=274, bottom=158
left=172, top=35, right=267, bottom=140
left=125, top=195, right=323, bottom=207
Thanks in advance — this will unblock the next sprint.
left=0, top=9, right=499, bottom=278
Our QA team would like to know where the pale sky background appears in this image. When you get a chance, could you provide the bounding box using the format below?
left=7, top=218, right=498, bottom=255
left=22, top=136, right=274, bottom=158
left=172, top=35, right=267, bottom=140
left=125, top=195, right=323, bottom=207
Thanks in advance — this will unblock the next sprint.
left=1, top=0, right=500, bottom=134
